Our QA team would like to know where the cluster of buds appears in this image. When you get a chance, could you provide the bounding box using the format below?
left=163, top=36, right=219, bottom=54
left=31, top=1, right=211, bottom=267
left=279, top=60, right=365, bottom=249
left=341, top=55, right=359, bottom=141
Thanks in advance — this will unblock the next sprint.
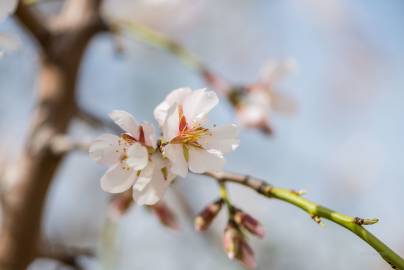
left=108, top=191, right=179, bottom=230
left=195, top=198, right=265, bottom=269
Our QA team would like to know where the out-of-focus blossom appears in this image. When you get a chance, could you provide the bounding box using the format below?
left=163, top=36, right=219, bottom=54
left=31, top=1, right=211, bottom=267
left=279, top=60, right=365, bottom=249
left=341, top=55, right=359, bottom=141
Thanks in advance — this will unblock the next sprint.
left=0, top=0, right=17, bottom=22
left=89, top=110, right=175, bottom=205
left=154, top=88, right=239, bottom=177
left=151, top=201, right=179, bottom=230
left=234, top=208, right=265, bottom=238
left=223, top=222, right=256, bottom=269
left=194, top=198, right=223, bottom=231
left=234, top=59, right=297, bottom=133
left=108, top=190, right=133, bottom=221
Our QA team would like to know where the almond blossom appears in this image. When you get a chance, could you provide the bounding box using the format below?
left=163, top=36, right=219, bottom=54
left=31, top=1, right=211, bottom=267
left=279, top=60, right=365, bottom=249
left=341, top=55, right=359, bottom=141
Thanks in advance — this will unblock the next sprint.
left=89, top=110, right=175, bottom=205
left=154, top=88, right=239, bottom=177
left=236, top=59, right=296, bottom=132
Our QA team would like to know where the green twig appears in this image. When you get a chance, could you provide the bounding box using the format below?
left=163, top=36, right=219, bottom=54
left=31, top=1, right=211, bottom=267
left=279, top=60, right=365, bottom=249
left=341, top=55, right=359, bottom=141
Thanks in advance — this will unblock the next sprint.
left=205, top=171, right=404, bottom=269
left=218, top=181, right=233, bottom=216
left=119, top=21, right=203, bottom=71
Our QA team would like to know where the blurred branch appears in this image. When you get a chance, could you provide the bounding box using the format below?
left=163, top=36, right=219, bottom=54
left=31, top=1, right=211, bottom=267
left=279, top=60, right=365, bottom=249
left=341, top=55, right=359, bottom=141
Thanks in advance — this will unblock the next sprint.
left=205, top=171, right=404, bottom=270
left=76, top=107, right=121, bottom=133
left=113, top=21, right=280, bottom=136
left=49, top=135, right=91, bottom=155
left=0, top=1, right=106, bottom=269
left=15, top=1, right=51, bottom=51
left=116, top=21, right=230, bottom=96
left=39, top=244, right=95, bottom=270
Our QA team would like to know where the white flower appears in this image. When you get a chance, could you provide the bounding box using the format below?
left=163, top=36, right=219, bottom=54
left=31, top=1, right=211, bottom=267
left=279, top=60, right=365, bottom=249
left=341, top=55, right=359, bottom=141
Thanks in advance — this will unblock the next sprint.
left=0, top=0, right=18, bottom=22
left=89, top=110, right=174, bottom=205
left=154, top=88, right=239, bottom=177
left=236, top=59, right=296, bottom=130
left=237, top=90, right=270, bottom=128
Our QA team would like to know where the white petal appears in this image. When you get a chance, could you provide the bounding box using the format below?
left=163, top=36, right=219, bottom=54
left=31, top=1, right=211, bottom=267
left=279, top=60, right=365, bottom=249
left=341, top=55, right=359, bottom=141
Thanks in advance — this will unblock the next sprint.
left=162, top=105, right=180, bottom=141
left=100, top=163, right=136, bottom=193
left=109, top=110, right=139, bottom=138
left=126, top=143, right=148, bottom=170
left=89, top=134, right=122, bottom=166
left=237, top=105, right=268, bottom=126
left=188, top=148, right=224, bottom=173
left=133, top=154, right=173, bottom=205
left=183, top=89, right=218, bottom=126
left=154, top=87, right=192, bottom=126
left=140, top=121, right=157, bottom=148
left=164, top=143, right=188, bottom=177
left=199, top=124, right=240, bottom=153
left=133, top=160, right=155, bottom=191
left=133, top=175, right=167, bottom=205
left=0, top=0, right=18, bottom=22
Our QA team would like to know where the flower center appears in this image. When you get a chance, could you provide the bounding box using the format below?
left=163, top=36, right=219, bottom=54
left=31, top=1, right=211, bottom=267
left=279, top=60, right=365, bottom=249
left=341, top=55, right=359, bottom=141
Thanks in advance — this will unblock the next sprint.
left=168, top=105, right=210, bottom=148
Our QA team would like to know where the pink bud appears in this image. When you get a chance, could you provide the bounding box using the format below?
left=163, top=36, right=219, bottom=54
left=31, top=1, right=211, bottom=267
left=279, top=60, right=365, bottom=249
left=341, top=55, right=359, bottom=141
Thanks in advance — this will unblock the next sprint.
left=234, top=210, right=265, bottom=238
left=108, top=191, right=133, bottom=220
left=194, top=199, right=223, bottom=232
left=223, top=223, right=257, bottom=269
left=223, top=223, right=241, bottom=260
left=239, top=240, right=257, bottom=269
left=151, top=201, right=179, bottom=230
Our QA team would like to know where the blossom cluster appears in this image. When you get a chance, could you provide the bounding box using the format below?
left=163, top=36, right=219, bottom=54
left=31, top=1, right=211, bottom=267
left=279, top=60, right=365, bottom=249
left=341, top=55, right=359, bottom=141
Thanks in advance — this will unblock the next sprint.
left=89, top=88, right=239, bottom=205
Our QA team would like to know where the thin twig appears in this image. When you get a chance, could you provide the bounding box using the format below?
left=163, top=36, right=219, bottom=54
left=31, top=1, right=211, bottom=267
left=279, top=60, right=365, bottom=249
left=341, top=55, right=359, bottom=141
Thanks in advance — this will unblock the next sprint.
left=204, top=171, right=404, bottom=269
left=116, top=21, right=230, bottom=96
left=38, top=244, right=95, bottom=270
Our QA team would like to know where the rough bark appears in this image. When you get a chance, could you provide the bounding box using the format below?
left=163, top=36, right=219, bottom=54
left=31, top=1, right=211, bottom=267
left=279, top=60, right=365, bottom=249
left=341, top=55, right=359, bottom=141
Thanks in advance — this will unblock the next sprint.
left=0, top=1, right=104, bottom=269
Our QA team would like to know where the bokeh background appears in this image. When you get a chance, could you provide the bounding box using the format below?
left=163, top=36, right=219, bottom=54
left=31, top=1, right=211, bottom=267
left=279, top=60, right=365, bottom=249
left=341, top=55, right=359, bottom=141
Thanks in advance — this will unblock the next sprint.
left=1, top=0, right=404, bottom=269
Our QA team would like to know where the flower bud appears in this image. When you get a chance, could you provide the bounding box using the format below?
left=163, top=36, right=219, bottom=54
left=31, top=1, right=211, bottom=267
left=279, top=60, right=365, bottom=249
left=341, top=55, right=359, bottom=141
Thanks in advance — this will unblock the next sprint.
left=151, top=201, right=179, bottom=230
left=223, top=222, right=257, bottom=269
left=238, top=239, right=257, bottom=269
left=108, top=190, right=133, bottom=221
left=223, top=222, right=241, bottom=260
left=194, top=199, right=223, bottom=232
left=234, top=209, right=265, bottom=238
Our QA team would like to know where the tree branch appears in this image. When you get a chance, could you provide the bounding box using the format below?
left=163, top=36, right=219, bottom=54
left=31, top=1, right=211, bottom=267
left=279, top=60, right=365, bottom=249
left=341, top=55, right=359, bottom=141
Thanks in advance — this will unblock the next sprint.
left=204, top=171, right=404, bottom=269
left=0, top=1, right=106, bottom=269
left=15, top=2, right=51, bottom=51
left=38, top=244, right=95, bottom=270
left=116, top=21, right=230, bottom=96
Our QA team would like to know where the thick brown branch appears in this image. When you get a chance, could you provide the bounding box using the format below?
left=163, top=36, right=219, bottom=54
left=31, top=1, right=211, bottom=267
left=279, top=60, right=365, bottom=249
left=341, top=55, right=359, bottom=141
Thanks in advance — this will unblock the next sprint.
left=15, top=2, right=51, bottom=51
left=0, top=1, right=105, bottom=270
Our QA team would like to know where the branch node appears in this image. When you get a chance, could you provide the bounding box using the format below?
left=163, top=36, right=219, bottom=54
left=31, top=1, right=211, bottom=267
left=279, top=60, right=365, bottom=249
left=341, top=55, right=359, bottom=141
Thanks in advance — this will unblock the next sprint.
left=354, top=217, right=379, bottom=226
left=257, top=182, right=273, bottom=196
left=311, top=215, right=325, bottom=227
left=291, top=189, right=307, bottom=196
